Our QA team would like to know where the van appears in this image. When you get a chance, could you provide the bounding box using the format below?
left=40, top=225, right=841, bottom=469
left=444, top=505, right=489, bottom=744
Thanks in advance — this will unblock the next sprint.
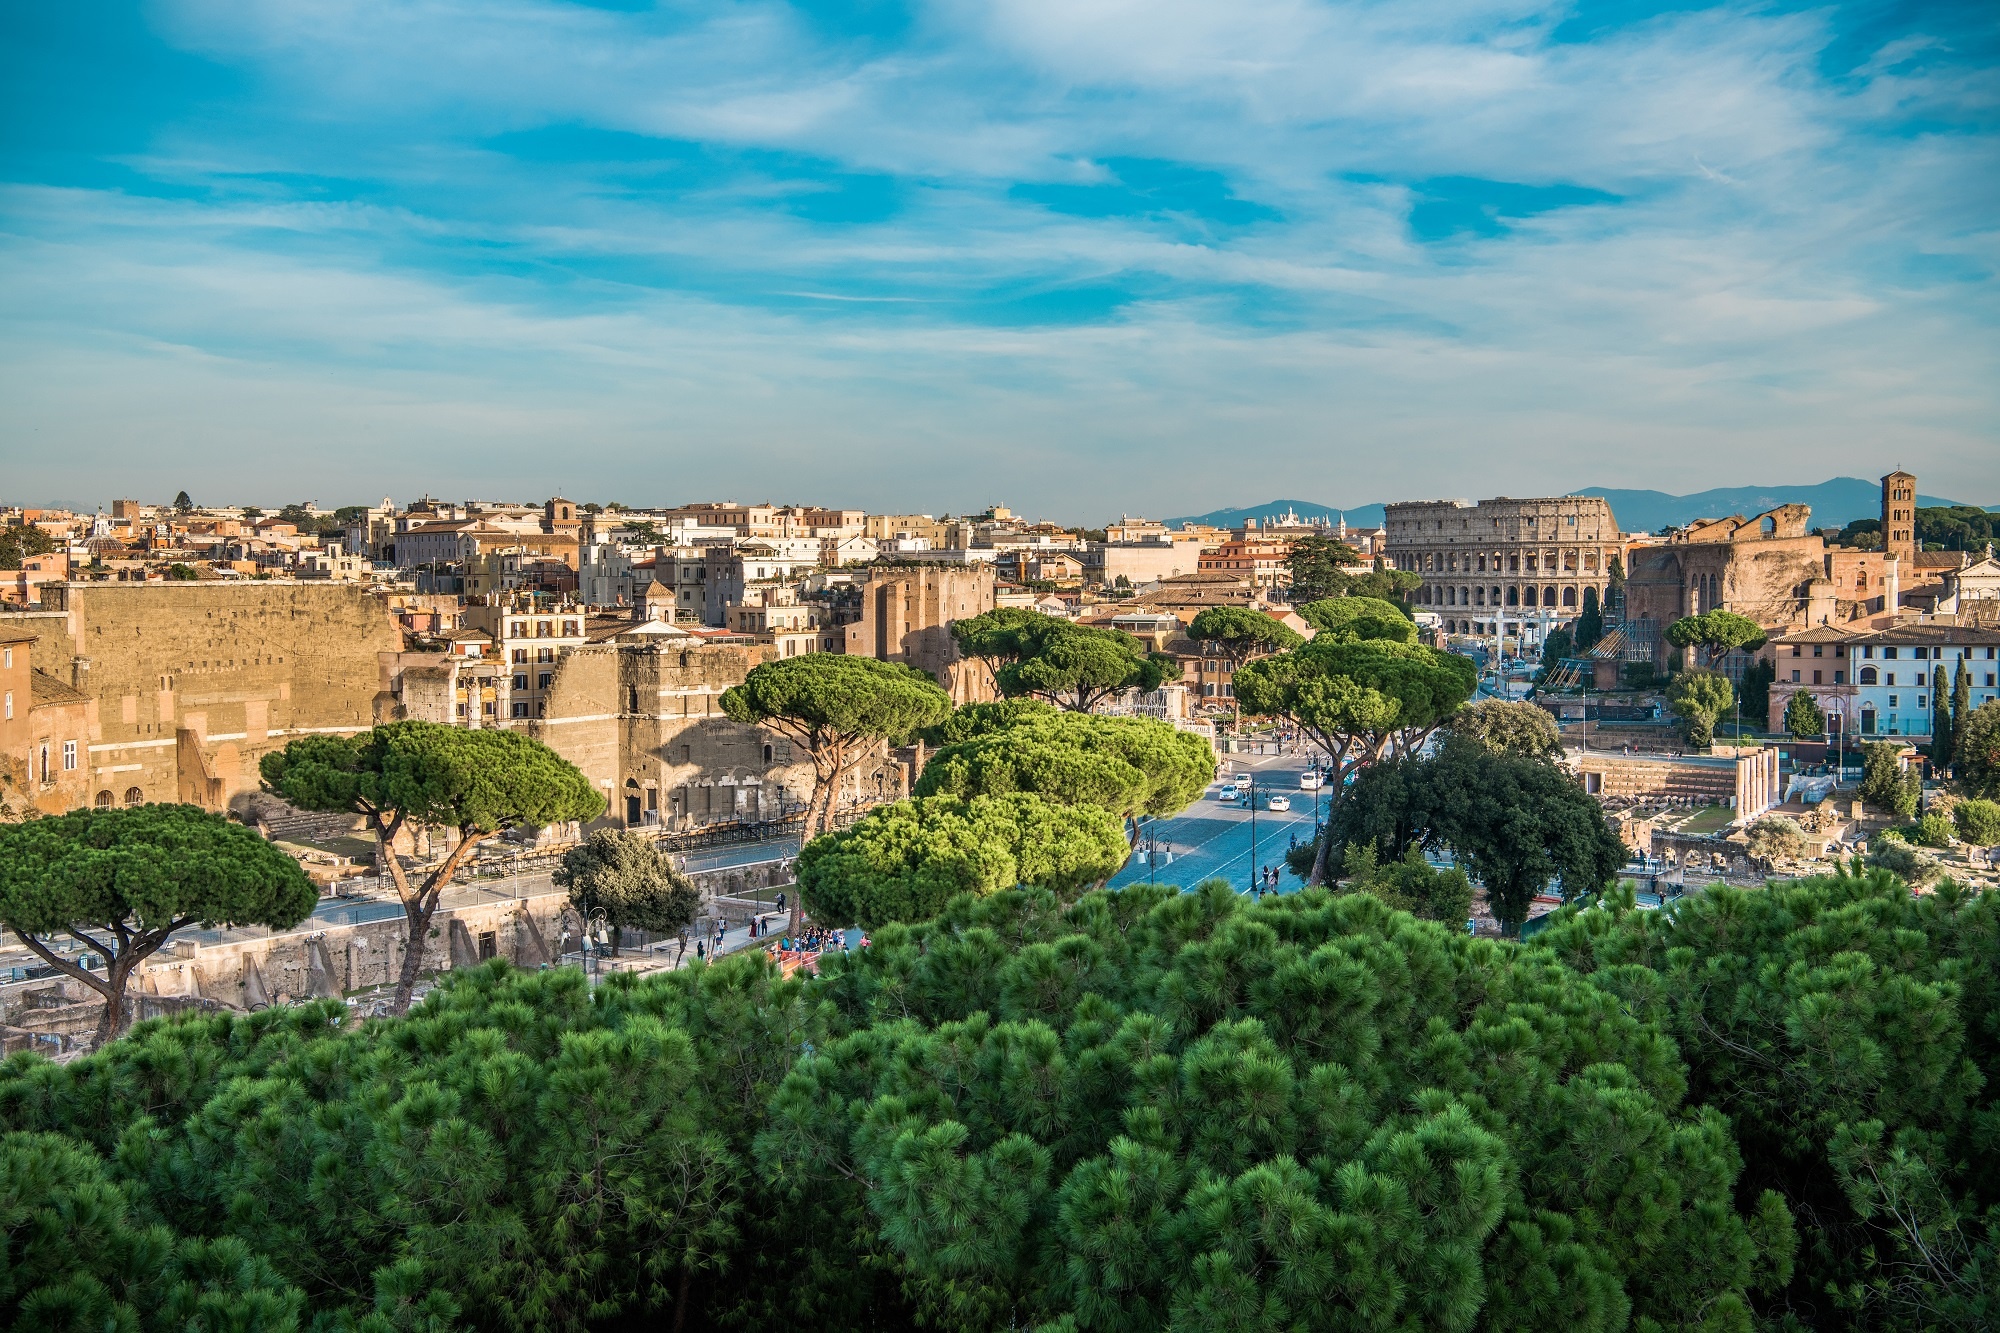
left=1299, top=771, right=1325, bottom=790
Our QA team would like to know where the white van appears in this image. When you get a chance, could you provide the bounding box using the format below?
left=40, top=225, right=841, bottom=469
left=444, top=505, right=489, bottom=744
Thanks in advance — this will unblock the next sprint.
left=1299, top=771, right=1325, bottom=790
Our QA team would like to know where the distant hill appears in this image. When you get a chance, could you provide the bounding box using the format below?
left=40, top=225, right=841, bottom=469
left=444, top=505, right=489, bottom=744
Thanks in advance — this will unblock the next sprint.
left=1572, top=478, right=1983, bottom=534
left=1162, top=499, right=1386, bottom=530
left=1165, top=482, right=1992, bottom=538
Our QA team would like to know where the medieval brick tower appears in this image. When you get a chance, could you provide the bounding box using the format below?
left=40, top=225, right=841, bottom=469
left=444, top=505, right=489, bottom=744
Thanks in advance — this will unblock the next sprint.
left=1881, top=471, right=1917, bottom=570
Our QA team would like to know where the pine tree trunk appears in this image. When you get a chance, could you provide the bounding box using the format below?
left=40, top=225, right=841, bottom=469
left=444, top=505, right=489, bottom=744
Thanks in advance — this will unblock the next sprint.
left=94, top=958, right=133, bottom=1046
left=390, top=896, right=435, bottom=1016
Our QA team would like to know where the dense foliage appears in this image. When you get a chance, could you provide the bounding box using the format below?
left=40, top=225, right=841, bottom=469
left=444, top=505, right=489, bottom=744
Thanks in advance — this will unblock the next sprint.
left=1666, top=669, right=1735, bottom=749
left=1860, top=740, right=1922, bottom=819
left=262, top=721, right=605, bottom=1012
left=914, top=712, right=1214, bottom=827
left=1235, top=634, right=1477, bottom=883
left=553, top=828, right=701, bottom=943
left=6, top=882, right=1810, bottom=1333
left=951, top=612, right=1181, bottom=713
left=1665, top=612, right=1767, bottom=670
left=796, top=793, right=1129, bottom=927
left=719, top=655, right=954, bottom=843
left=1535, top=869, right=2000, bottom=1330
left=1326, top=741, right=1626, bottom=934
left=1442, top=699, right=1562, bottom=759
left=1785, top=688, right=1827, bottom=739
left=1959, top=701, right=2000, bottom=798
left=0, top=804, right=316, bottom=1041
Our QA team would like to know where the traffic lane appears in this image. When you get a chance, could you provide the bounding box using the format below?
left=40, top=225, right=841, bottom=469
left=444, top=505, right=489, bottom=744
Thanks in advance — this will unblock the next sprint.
left=1115, top=796, right=1322, bottom=892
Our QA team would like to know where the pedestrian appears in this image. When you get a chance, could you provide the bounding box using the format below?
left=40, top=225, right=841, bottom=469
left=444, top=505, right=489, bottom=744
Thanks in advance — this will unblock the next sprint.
left=695, top=940, right=705, bottom=960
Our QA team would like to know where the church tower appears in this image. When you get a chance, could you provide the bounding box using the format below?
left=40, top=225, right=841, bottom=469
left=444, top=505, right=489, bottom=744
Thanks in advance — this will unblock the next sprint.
left=1880, top=471, right=1917, bottom=575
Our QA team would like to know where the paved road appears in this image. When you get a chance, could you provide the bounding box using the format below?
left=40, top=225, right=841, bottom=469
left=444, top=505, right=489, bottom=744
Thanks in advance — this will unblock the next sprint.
left=1111, top=749, right=1332, bottom=894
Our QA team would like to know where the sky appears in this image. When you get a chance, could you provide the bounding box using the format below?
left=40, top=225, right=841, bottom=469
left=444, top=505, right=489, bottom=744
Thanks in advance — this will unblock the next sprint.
left=1, top=1, right=1995, bottom=522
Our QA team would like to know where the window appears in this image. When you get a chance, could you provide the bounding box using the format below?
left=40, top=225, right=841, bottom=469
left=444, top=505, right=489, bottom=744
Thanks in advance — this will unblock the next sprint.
left=1918, top=696, right=1927, bottom=710
left=1812, top=644, right=1823, bottom=657
left=2, top=691, right=9, bottom=721
left=538, top=673, right=552, bottom=689
left=1884, top=647, right=1897, bottom=659
left=483, top=701, right=495, bottom=715
left=124, top=787, right=143, bottom=806
left=1917, top=673, right=1926, bottom=687
left=763, top=743, right=774, bottom=763
left=1889, top=695, right=1899, bottom=707
left=95, top=790, right=113, bottom=808
left=478, top=931, right=497, bottom=961
left=513, top=674, right=527, bottom=690
left=512, top=701, right=528, bottom=718
left=1790, top=670, right=1800, bottom=683
left=1, top=648, right=8, bottom=668
left=1812, top=671, right=1822, bottom=685
left=62, top=741, right=76, bottom=771
left=1791, top=645, right=1801, bottom=657
left=513, top=649, right=527, bottom=663
left=1887, top=673, right=1897, bottom=686
left=1835, top=671, right=1845, bottom=684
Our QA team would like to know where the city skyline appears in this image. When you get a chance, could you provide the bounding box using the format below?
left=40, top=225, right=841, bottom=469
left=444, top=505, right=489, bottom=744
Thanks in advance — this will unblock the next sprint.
left=4, top=2, right=1996, bottom=515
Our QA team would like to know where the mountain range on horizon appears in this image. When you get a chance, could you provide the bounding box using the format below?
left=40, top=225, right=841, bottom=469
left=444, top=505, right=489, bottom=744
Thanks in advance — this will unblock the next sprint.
left=1164, top=478, right=1995, bottom=537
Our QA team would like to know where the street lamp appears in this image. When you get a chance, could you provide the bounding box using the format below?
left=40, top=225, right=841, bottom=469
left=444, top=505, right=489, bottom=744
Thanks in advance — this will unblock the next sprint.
left=1248, top=774, right=1259, bottom=896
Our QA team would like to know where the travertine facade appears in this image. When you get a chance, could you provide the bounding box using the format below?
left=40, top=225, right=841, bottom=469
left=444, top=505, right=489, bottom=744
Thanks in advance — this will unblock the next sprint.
left=843, top=564, right=997, bottom=704
left=516, top=638, right=898, bottom=829
left=1382, top=495, right=1621, bottom=645
left=14, top=582, right=406, bottom=814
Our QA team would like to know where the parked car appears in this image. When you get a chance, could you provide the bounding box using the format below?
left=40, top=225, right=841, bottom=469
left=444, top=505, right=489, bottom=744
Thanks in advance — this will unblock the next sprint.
left=1267, top=794, right=1292, bottom=812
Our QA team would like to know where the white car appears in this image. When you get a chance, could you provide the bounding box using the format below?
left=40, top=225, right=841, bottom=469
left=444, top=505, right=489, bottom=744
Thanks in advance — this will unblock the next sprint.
left=1216, top=786, right=1238, bottom=802
left=1266, top=794, right=1292, bottom=812
left=1233, top=773, right=1253, bottom=790
left=1299, top=771, right=1325, bottom=790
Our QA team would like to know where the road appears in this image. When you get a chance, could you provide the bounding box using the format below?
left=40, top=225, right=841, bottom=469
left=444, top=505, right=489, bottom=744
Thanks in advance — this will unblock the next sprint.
left=1110, top=748, right=1330, bottom=894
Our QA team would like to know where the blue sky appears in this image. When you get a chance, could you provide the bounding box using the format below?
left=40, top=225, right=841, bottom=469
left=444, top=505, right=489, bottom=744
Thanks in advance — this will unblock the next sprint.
left=2, top=1, right=1995, bottom=519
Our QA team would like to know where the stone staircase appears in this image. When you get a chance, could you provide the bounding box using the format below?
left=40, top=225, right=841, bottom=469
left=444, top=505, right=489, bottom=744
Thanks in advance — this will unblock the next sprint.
left=251, top=797, right=366, bottom=846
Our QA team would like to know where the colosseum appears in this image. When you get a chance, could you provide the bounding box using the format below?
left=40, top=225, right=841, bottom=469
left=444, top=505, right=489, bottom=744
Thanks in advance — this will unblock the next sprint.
left=1381, top=495, right=1623, bottom=647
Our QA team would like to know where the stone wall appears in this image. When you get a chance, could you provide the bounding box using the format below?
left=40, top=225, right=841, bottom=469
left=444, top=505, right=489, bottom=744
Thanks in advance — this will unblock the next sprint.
left=25, top=582, right=406, bottom=814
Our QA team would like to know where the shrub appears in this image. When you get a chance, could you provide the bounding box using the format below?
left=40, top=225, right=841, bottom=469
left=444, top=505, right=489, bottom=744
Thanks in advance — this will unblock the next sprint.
left=1953, top=797, right=2000, bottom=845
left=1912, top=810, right=1956, bottom=849
left=1745, top=815, right=1808, bottom=862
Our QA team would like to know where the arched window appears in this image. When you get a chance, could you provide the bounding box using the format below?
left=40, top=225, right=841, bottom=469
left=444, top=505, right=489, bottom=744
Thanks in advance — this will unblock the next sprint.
left=1543, top=585, right=1557, bottom=607
left=95, top=790, right=114, bottom=808
left=762, top=743, right=775, bottom=763
left=1507, top=554, right=1520, bottom=572
left=1506, top=586, right=1520, bottom=606
left=124, top=787, right=143, bottom=806
left=1859, top=666, right=1878, bottom=684
left=1563, top=586, right=1578, bottom=607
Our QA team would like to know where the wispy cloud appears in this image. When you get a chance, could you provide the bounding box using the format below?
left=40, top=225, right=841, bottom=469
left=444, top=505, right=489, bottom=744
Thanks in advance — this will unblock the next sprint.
left=1, top=0, right=1995, bottom=514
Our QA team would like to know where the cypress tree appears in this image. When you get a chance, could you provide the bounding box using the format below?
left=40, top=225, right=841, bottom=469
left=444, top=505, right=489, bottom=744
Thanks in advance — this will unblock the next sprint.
left=1951, top=659, right=1972, bottom=773
left=1933, top=666, right=1955, bottom=769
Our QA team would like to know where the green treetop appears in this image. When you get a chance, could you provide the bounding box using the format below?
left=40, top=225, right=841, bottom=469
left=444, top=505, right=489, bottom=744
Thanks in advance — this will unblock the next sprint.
left=1666, top=669, right=1735, bottom=749
left=260, top=720, right=603, bottom=1013
left=1441, top=698, right=1563, bottom=759
left=0, top=805, right=315, bottom=1042
left=1234, top=636, right=1476, bottom=883
left=994, top=623, right=1180, bottom=713
left=720, top=654, right=952, bottom=841
left=913, top=711, right=1214, bottom=835
left=554, top=828, right=701, bottom=951
left=1784, top=688, right=1827, bottom=740
left=1186, top=606, right=1303, bottom=722
left=1283, top=533, right=1366, bottom=602
left=1297, top=595, right=1418, bottom=644
left=1666, top=610, right=1767, bottom=669
left=1957, top=701, right=2000, bottom=799
left=795, top=792, right=1127, bottom=928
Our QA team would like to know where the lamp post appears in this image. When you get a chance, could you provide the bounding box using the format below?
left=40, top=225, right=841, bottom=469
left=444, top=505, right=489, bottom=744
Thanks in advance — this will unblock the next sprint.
left=1248, top=775, right=1259, bottom=896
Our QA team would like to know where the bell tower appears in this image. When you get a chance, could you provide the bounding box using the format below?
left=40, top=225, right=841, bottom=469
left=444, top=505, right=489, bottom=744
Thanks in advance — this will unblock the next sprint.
left=1880, top=471, right=1916, bottom=580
